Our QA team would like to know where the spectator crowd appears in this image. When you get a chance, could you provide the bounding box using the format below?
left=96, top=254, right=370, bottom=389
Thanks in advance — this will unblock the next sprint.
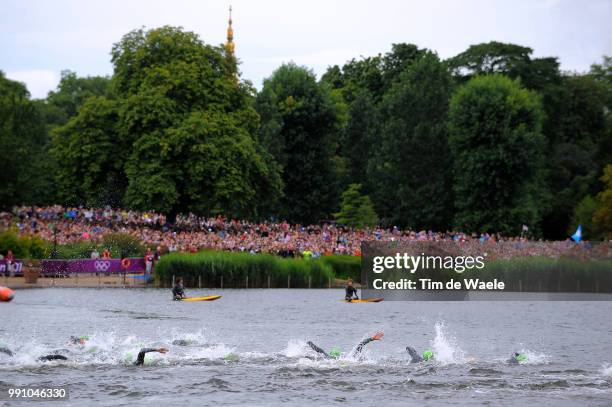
left=2, top=206, right=609, bottom=261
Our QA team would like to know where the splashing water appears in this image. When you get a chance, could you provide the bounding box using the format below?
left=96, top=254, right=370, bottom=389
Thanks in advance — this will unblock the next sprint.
left=169, top=328, right=210, bottom=345
left=600, top=364, right=612, bottom=378
left=431, top=322, right=465, bottom=365
left=285, top=339, right=308, bottom=358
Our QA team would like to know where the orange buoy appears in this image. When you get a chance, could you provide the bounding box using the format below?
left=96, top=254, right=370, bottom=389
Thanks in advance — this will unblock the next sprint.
left=0, top=286, right=14, bottom=302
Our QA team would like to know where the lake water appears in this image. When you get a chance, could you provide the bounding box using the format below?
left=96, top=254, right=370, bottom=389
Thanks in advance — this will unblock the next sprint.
left=1, top=288, right=611, bottom=406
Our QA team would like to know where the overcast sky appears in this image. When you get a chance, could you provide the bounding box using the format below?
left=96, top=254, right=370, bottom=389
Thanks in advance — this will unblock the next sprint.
left=1, top=0, right=610, bottom=99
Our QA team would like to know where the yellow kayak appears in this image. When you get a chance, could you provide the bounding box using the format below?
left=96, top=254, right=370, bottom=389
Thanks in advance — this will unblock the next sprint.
left=342, top=298, right=383, bottom=303
left=180, top=295, right=222, bottom=302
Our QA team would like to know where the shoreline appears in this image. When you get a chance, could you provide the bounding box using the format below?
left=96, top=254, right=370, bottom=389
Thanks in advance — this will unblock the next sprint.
left=1, top=276, right=353, bottom=289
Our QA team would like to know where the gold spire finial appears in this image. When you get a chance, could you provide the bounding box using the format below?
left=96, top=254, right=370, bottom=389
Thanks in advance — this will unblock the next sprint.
left=226, top=5, right=234, bottom=55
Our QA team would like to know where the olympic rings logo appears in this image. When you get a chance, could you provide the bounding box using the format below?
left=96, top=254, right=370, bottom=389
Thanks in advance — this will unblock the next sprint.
left=94, top=260, right=111, bottom=272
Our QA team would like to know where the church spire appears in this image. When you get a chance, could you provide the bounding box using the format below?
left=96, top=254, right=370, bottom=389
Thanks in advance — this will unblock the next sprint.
left=225, top=5, right=235, bottom=58
left=225, top=5, right=237, bottom=79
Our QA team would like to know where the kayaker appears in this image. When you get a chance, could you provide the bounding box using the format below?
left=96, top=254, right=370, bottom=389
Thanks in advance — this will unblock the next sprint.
left=345, top=278, right=359, bottom=302
left=172, top=277, right=186, bottom=300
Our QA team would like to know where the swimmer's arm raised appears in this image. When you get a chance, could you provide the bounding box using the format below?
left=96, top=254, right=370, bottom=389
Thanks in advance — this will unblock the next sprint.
left=134, top=347, right=168, bottom=366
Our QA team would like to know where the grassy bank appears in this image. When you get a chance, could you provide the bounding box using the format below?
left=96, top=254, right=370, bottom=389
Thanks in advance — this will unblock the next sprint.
left=155, top=251, right=335, bottom=288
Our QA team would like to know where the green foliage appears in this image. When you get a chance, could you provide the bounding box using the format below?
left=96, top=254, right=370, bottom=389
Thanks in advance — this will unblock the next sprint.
left=590, top=56, right=612, bottom=109
left=0, top=230, right=49, bottom=259
left=45, top=70, right=111, bottom=125
left=370, top=52, right=453, bottom=229
left=102, top=233, right=145, bottom=257
left=0, top=72, right=51, bottom=208
left=154, top=251, right=335, bottom=288
left=381, top=43, right=427, bottom=88
left=341, top=90, right=378, bottom=184
left=52, top=96, right=125, bottom=206
left=54, top=233, right=144, bottom=259
left=334, top=184, right=378, bottom=228
left=448, top=75, right=545, bottom=234
left=541, top=74, right=609, bottom=238
left=447, top=41, right=561, bottom=91
left=256, top=63, right=343, bottom=223
left=114, top=26, right=280, bottom=217
left=48, top=26, right=281, bottom=217
left=124, top=110, right=282, bottom=217
left=568, top=196, right=598, bottom=239
left=593, top=164, right=612, bottom=239
left=319, top=255, right=361, bottom=281
left=0, top=231, right=141, bottom=260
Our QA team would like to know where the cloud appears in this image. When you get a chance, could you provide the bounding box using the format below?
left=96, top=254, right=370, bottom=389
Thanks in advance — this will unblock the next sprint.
left=5, top=69, right=59, bottom=99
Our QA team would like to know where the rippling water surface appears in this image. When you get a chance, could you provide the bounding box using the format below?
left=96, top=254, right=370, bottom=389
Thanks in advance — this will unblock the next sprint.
left=1, top=288, right=611, bottom=406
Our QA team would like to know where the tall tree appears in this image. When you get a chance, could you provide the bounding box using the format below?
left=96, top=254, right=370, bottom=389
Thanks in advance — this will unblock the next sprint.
left=593, top=164, right=612, bottom=239
left=448, top=75, right=545, bottom=235
left=369, top=52, right=453, bottom=229
left=256, top=63, right=343, bottom=223
left=0, top=72, right=50, bottom=208
left=50, top=26, right=280, bottom=217
left=334, top=184, right=378, bottom=228
left=112, top=26, right=280, bottom=217
left=51, top=96, right=125, bottom=206
left=45, top=70, right=111, bottom=124
left=447, top=41, right=560, bottom=91
left=381, top=43, right=426, bottom=88
left=540, top=74, right=609, bottom=238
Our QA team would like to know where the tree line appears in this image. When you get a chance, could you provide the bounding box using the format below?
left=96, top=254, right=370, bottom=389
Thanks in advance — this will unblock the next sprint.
left=1, top=26, right=610, bottom=239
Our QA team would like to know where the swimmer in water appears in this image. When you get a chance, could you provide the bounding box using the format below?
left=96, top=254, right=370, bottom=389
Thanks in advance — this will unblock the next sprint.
left=345, top=279, right=359, bottom=302
left=69, top=335, right=90, bottom=345
left=172, top=339, right=195, bottom=346
left=172, top=277, right=186, bottom=300
left=508, top=352, right=527, bottom=364
left=307, top=332, right=384, bottom=359
left=38, top=355, right=68, bottom=362
left=406, top=346, right=435, bottom=363
left=127, top=347, right=169, bottom=366
left=0, top=345, right=14, bottom=356
left=0, top=345, right=68, bottom=362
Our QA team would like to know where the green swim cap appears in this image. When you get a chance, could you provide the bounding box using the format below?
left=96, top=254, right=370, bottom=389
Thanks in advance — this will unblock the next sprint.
left=224, top=353, right=239, bottom=362
left=329, top=347, right=341, bottom=358
left=123, top=352, right=133, bottom=363
left=80, top=336, right=90, bottom=341
left=422, top=350, right=434, bottom=361
left=144, top=355, right=153, bottom=365
left=516, top=353, right=527, bottom=362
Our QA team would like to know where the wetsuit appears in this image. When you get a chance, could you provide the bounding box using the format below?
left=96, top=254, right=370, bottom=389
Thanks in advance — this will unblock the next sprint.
left=172, top=283, right=185, bottom=300
left=172, top=339, right=194, bottom=346
left=134, top=348, right=158, bottom=366
left=307, top=341, right=330, bottom=358
left=406, top=346, right=423, bottom=363
left=354, top=338, right=374, bottom=354
left=38, top=355, right=68, bottom=362
left=0, top=346, right=66, bottom=361
left=345, top=285, right=358, bottom=301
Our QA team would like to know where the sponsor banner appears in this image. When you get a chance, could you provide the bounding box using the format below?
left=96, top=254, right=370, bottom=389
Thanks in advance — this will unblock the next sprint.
left=41, top=258, right=147, bottom=274
left=0, top=260, right=24, bottom=275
